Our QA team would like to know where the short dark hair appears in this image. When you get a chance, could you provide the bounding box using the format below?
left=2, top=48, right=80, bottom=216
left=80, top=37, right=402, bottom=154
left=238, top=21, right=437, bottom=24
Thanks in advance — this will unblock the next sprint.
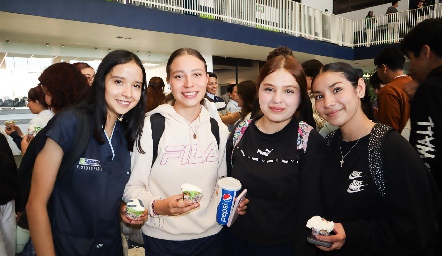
left=392, top=1, right=398, bottom=5
left=73, top=62, right=93, bottom=71
left=401, top=18, right=442, bottom=58
left=369, top=72, right=383, bottom=90
left=374, top=47, right=405, bottom=71
left=354, top=68, right=364, bottom=78
left=207, top=72, right=217, bottom=79
left=301, top=59, right=324, bottom=78
left=226, top=83, right=236, bottom=94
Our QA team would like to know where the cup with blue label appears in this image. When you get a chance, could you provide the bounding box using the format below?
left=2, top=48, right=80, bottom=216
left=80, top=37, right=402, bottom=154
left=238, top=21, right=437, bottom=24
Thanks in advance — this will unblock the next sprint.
left=216, top=177, right=242, bottom=226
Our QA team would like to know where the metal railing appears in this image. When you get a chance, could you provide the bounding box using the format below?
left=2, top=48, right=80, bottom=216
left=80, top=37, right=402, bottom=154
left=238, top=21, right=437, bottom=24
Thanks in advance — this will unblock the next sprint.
left=113, top=0, right=442, bottom=48
left=353, top=4, right=442, bottom=47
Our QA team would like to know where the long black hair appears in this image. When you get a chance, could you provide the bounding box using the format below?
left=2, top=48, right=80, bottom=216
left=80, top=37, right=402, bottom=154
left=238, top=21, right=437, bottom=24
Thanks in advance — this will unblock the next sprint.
left=76, top=50, right=147, bottom=153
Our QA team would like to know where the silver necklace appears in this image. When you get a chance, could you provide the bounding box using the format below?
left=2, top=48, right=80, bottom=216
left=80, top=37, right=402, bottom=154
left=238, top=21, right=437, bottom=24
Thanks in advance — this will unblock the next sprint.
left=339, top=139, right=360, bottom=167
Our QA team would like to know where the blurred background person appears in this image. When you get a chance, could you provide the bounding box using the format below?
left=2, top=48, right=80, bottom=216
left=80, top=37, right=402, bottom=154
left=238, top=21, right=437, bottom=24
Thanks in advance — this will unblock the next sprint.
left=236, top=80, right=257, bottom=123
left=206, top=72, right=227, bottom=115
left=369, top=72, right=384, bottom=121
left=226, top=83, right=241, bottom=114
left=146, top=76, right=166, bottom=112
left=73, top=62, right=95, bottom=86
left=365, top=11, right=375, bottom=47
left=374, top=47, right=411, bottom=133
left=20, top=63, right=90, bottom=155
left=302, top=59, right=327, bottom=131
left=0, top=132, right=18, bottom=256
left=4, top=85, right=54, bottom=151
left=16, top=62, right=90, bottom=255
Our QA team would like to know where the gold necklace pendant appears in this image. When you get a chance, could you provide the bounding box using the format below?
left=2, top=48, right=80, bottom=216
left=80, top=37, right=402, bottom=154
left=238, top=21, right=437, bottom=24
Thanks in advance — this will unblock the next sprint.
left=193, top=133, right=197, bottom=139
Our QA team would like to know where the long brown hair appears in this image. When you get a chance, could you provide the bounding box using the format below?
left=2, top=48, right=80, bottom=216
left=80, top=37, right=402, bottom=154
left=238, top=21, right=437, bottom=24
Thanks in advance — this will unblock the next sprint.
left=237, top=80, right=257, bottom=120
left=146, top=76, right=166, bottom=112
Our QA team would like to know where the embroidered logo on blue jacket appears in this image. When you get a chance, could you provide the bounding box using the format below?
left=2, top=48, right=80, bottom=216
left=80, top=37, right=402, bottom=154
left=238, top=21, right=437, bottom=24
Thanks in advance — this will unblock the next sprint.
left=77, top=158, right=103, bottom=171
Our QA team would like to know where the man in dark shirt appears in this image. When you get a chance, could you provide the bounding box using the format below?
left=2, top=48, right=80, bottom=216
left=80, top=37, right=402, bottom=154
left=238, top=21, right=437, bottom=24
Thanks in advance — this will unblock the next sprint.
left=401, top=18, right=442, bottom=253
left=205, top=72, right=227, bottom=114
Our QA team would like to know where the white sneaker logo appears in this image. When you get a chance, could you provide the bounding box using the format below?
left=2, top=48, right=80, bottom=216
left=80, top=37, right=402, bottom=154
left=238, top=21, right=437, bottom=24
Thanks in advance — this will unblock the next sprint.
left=257, top=148, right=273, bottom=156
left=349, top=171, right=363, bottom=180
left=347, top=180, right=365, bottom=193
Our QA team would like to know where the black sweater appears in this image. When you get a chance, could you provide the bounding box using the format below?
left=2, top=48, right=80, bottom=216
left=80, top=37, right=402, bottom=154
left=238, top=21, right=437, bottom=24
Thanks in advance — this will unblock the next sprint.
left=227, top=118, right=325, bottom=255
left=409, top=65, right=442, bottom=205
left=0, top=133, right=18, bottom=205
left=320, top=130, right=440, bottom=256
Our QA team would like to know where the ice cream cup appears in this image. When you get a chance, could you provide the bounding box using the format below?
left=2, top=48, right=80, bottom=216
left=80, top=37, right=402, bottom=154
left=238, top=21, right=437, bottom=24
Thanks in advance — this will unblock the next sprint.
left=126, top=199, right=145, bottom=221
left=181, top=183, right=203, bottom=203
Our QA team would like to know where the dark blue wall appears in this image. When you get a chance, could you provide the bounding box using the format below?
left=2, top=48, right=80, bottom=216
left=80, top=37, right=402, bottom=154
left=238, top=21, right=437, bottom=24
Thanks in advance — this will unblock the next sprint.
left=1, top=0, right=391, bottom=61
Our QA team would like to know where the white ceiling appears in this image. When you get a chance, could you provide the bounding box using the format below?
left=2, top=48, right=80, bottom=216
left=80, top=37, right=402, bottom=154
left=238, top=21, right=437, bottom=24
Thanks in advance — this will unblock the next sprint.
left=0, top=11, right=376, bottom=71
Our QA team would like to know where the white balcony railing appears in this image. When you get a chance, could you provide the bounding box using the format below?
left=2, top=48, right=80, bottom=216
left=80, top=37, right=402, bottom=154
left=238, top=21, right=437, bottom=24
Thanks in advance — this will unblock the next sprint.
left=115, top=0, right=442, bottom=48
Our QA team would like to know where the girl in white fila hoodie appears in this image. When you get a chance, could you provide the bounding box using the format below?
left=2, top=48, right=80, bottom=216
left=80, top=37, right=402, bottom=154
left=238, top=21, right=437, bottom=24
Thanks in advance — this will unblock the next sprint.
left=125, top=103, right=228, bottom=238
left=123, top=48, right=233, bottom=256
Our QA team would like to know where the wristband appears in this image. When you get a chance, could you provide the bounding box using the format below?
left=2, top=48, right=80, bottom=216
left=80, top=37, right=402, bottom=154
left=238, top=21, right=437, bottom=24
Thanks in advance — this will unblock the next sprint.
left=150, top=199, right=159, bottom=217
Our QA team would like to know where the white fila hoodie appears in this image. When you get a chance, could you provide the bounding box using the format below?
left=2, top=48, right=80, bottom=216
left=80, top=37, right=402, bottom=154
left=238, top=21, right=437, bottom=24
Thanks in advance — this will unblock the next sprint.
left=124, top=104, right=229, bottom=241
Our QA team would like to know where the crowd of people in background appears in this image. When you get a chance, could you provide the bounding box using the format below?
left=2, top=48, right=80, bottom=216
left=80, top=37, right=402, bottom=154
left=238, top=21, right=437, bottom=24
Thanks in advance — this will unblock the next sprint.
left=1, top=16, right=442, bottom=256
left=363, top=0, right=436, bottom=46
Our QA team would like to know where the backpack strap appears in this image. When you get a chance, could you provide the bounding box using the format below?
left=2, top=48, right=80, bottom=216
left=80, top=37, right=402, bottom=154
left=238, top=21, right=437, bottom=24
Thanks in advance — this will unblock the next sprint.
left=57, top=110, right=92, bottom=178
left=231, top=119, right=253, bottom=166
left=368, top=123, right=392, bottom=198
left=325, top=124, right=392, bottom=198
left=325, top=130, right=338, bottom=146
left=209, top=117, right=220, bottom=149
left=150, top=114, right=220, bottom=167
left=297, top=121, right=313, bottom=159
left=150, top=113, right=165, bottom=167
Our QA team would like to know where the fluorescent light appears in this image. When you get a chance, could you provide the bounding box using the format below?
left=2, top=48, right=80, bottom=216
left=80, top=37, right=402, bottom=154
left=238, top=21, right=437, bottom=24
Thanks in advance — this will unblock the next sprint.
left=143, top=63, right=159, bottom=67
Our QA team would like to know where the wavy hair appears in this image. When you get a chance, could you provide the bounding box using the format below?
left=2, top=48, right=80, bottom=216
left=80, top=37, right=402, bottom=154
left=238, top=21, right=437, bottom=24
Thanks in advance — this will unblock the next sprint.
left=38, top=62, right=89, bottom=113
left=146, top=76, right=166, bottom=112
